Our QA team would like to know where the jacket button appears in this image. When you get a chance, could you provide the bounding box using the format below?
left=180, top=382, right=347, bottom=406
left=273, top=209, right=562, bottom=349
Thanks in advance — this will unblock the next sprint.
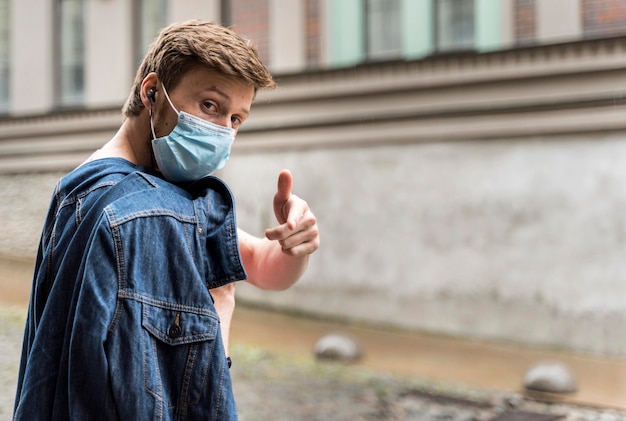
left=169, top=324, right=181, bottom=338
left=169, top=314, right=182, bottom=338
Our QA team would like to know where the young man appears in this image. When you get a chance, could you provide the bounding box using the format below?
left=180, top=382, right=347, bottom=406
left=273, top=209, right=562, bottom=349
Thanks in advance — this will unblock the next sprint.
left=13, top=20, right=319, bottom=420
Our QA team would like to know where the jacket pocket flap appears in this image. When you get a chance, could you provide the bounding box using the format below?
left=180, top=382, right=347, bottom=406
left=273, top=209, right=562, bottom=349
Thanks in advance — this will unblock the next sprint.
left=142, top=303, right=219, bottom=346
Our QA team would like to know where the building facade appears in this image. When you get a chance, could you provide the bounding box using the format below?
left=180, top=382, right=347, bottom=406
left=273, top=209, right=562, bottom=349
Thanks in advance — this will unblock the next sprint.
left=2, top=0, right=626, bottom=356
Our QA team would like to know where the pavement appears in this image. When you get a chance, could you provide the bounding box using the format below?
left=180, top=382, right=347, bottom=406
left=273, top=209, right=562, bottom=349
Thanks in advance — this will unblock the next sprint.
left=1, top=255, right=626, bottom=420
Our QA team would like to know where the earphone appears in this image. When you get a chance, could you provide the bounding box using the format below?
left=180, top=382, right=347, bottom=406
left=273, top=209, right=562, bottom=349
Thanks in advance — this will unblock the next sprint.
left=147, top=89, right=156, bottom=103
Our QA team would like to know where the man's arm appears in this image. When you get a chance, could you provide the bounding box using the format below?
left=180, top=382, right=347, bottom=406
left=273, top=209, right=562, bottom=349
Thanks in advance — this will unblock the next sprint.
left=238, top=229, right=309, bottom=290
left=208, top=282, right=236, bottom=356
left=209, top=169, right=319, bottom=353
left=239, top=169, right=319, bottom=290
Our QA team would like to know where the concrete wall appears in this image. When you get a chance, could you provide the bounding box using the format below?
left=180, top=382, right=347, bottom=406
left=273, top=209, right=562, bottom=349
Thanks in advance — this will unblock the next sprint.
left=224, top=133, right=626, bottom=356
left=220, top=37, right=626, bottom=357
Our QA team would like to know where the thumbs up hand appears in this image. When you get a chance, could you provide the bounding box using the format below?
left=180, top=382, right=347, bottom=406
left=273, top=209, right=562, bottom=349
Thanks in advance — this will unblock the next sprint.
left=264, top=169, right=319, bottom=257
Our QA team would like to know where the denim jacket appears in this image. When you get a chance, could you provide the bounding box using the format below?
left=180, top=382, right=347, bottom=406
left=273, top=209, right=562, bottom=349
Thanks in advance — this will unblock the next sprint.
left=13, top=158, right=245, bottom=420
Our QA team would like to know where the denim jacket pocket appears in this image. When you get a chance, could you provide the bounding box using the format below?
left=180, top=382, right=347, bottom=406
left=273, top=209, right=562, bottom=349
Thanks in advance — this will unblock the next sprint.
left=141, top=302, right=220, bottom=409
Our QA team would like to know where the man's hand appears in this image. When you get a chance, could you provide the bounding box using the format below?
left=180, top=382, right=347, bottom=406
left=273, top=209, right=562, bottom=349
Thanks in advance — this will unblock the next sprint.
left=237, top=169, right=319, bottom=290
left=264, top=169, right=320, bottom=257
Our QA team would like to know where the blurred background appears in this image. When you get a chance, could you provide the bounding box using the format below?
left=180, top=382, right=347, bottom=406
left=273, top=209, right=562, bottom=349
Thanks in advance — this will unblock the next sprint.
left=1, top=0, right=626, bottom=415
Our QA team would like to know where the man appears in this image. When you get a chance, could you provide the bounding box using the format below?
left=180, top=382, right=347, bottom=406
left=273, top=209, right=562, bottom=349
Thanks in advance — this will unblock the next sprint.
left=13, top=20, right=319, bottom=420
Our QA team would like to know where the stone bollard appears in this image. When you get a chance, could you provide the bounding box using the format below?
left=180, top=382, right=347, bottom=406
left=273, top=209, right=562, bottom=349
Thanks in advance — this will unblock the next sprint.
left=523, top=361, right=578, bottom=394
left=313, top=333, right=363, bottom=362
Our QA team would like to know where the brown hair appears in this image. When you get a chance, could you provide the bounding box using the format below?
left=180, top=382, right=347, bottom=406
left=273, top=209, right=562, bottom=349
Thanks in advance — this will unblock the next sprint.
left=122, top=20, right=276, bottom=117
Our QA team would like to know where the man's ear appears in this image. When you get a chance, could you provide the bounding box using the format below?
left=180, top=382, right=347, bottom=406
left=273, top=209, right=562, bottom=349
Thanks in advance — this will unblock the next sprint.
left=140, top=72, right=159, bottom=108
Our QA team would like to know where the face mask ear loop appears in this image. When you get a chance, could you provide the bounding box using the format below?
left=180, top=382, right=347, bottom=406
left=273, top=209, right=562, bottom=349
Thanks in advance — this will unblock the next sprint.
left=150, top=84, right=179, bottom=141
left=148, top=97, right=160, bottom=172
left=149, top=102, right=158, bottom=140
left=161, top=84, right=180, bottom=115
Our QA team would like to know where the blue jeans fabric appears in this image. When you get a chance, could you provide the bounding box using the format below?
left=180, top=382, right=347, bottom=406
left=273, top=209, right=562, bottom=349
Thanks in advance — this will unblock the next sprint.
left=13, top=158, right=245, bottom=420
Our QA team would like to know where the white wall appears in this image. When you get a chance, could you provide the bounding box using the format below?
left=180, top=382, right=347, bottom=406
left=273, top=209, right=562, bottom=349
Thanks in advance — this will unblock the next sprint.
left=537, top=0, right=582, bottom=44
left=85, top=0, right=133, bottom=109
left=269, top=0, right=306, bottom=74
left=171, top=0, right=221, bottom=22
left=10, top=0, right=54, bottom=115
left=225, top=132, right=626, bottom=356
left=500, top=0, right=515, bottom=49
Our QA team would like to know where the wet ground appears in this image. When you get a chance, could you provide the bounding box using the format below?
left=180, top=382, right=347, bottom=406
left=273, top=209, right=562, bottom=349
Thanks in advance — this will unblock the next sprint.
left=1, top=255, right=626, bottom=420
left=231, top=305, right=626, bottom=410
left=230, top=341, right=626, bottom=420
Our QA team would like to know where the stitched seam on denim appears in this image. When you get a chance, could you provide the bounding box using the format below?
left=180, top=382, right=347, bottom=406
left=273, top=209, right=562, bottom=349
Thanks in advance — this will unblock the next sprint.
left=78, top=181, right=118, bottom=199
left=148, top=331, right=165, bottom=419
left=74, top=197, right=82, bottom=226
left=204, top=209, right=246, bottom=288
left=41, top=179, right=62, bottom=247
left=183, top=223, right=195, bottom=261
left=136, top=171, right=159, bottom=188
left=226, top=207, right=246, bottom=282
left=54, top=178, right=62, bottom=205
left=227, top=215, right=240, bottom=274
left=212, top=354, right=226, bottom=421
left=143, top=323, right=217, bottom=345
left=216, top=179, right=243, bottom=278
left=57, top=181, right=117, bottom=215
left=177, top=343, right=198, bottom=419
left=192, top=328, right=215, bottom=406
left=46, top=220, right=58, bottom=294
left=142, top=309, right=218, bottom=340
left=142, top=304, right=166, bottom=409
left=58, top=173, right=156, bottom=227
left=140, top=302, right=217, bottom=417
left=106, top=212, right=125, bottom=335
left=108, top=209, right=197, bottom=227
left=191, top=199, right=205, bottom=264
left=119, top=290, right=218, bottom=317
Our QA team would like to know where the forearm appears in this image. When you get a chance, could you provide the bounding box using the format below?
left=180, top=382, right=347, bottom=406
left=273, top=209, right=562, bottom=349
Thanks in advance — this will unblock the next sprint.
left=254, top=237, right=308, bottom=290
left=239, top=230, right=309, bottom=290
left=237, top=179, right=318, bottom=290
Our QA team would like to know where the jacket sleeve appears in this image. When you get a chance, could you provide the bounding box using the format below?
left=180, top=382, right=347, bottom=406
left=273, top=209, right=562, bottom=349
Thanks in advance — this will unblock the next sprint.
left=66, top=216, right=121, bottom=420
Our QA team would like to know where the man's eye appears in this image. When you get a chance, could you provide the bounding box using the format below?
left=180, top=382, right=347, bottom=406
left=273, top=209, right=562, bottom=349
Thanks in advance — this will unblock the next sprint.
left=203, top=102, right=216, bottom=111
left=231, top=116, right=242, bottom=126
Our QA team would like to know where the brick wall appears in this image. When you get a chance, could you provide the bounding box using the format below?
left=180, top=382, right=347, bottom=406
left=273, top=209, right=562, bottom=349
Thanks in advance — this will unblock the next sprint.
left=514, top=0, right=537, bottom=45
left=229, top=0, right=270, bottom=66
left=583, top=0, right=626, bottom=37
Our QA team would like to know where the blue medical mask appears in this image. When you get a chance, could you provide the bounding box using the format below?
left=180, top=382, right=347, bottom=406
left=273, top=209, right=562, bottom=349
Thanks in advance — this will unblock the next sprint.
left=150, top=84, right=236, bottom=183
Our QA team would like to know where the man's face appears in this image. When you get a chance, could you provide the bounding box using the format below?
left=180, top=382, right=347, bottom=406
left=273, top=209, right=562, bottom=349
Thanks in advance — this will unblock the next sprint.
left=153, top=67, right=255, bottom=138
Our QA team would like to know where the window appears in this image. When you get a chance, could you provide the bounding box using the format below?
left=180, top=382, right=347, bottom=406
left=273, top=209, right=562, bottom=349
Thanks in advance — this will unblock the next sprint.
left=582, top=0, right=626, bottom=38
left=365, top=0, right=402, bottom=61
left=136, top=0, right=169, bottom=67
left=435, top=0, right=475, bottom=52
left=57, top=0, right=85, bottom=106
left=0, top=0, right=10, bottom=112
